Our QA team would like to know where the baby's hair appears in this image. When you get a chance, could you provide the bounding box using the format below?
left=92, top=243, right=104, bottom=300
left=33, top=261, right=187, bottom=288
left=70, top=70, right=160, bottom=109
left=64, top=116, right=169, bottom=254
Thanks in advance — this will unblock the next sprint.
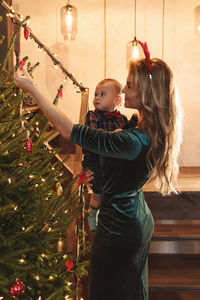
left=97, top=78, right=122, bottom=95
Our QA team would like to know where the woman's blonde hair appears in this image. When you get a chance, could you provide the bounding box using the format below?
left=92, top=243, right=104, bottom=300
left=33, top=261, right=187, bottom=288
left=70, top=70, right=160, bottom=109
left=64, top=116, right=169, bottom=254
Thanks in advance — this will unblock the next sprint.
left=129, top=58, right=182, bottom=195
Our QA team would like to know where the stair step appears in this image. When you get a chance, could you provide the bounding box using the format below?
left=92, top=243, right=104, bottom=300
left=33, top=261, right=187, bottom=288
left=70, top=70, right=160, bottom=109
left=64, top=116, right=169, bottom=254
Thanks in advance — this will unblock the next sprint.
left=152, top=222, right=200, bottom=241
left=149, top=290, right=200, bottom=300
left=149, top=254, right=200, bottom=289
left=144, top=191, right=200, bottom=220
left=150, top=240, right=200, bottom=254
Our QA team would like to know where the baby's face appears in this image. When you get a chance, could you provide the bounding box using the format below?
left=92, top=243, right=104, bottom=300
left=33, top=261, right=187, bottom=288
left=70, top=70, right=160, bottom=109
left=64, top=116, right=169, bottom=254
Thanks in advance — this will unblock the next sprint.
left=93, top=83, right=119, bottom=112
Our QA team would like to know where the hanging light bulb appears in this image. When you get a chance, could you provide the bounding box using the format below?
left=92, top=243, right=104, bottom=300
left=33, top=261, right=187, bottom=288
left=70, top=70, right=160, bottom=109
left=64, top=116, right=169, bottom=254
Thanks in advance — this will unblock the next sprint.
left=194, top=6, right=200, bottom=34
left=61, top=1, right=78, bottom=40
left=126, top=0, right=143, bottom=67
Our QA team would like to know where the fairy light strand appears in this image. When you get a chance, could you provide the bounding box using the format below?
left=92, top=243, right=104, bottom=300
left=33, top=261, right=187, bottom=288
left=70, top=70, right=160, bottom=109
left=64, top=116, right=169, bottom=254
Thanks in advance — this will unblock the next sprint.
left=0, top=0, right=86, bottom=92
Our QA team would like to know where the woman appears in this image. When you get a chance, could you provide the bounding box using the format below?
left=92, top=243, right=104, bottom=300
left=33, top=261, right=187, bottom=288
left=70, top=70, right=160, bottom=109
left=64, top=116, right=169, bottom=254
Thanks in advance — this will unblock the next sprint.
left=15, top=49, right=182, bottom=299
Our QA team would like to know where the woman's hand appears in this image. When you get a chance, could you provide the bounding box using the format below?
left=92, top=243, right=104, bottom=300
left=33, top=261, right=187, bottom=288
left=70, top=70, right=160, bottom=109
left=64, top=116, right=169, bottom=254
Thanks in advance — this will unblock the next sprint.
left=14, top=68, right=35, bottom=93
left=15, top=66, right=74, bottom=139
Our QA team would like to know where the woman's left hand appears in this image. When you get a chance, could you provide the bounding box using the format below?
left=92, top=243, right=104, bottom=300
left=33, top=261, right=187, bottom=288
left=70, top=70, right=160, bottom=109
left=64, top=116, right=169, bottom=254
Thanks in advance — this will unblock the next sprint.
left=14, top=68, right=35, bottom=93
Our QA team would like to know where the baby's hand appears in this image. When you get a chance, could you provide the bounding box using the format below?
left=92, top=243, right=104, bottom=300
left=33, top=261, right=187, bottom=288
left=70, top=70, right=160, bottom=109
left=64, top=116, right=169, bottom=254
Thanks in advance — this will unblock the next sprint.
left=113, top=128, right=122, bottom=133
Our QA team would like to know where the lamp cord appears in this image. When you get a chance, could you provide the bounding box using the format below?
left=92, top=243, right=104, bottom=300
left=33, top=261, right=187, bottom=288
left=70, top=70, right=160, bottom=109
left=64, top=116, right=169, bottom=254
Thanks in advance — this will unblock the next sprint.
left=134, top=0, right=137, bottom=38
left=162, top=0, right=165, bottom=59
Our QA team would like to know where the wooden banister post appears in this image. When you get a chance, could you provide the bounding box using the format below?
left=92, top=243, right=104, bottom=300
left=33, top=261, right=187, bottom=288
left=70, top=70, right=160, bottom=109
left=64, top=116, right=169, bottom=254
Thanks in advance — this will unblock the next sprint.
left=65, top=89, right=89, bottom=298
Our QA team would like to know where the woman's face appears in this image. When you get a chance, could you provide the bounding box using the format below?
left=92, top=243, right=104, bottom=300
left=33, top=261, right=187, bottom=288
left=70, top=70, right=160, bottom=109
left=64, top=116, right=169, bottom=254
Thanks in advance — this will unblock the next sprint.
left=122, top=76, right=142, bottom=110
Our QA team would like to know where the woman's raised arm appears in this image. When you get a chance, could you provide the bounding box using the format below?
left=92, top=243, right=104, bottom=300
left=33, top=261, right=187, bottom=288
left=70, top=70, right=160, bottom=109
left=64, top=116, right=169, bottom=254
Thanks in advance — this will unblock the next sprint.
left=14, top=69, right=73, bottom=139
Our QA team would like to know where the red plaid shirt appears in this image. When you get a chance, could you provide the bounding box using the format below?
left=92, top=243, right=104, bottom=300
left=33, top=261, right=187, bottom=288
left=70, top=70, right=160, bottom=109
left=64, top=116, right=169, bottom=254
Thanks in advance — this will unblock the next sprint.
left=83, top=110, right=138, bottom=155
left=85, top=109, right=128, bottom=131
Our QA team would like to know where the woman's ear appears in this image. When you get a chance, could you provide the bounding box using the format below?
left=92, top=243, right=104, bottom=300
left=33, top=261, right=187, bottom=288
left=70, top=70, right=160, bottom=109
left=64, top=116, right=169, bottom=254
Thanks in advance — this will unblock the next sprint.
left=115, top=95, right=122, bottom=107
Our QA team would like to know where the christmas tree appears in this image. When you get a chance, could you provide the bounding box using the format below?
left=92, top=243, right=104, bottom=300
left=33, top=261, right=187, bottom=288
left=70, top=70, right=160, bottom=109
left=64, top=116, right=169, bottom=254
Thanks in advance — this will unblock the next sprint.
left=0, top=16, right=88, bottom=300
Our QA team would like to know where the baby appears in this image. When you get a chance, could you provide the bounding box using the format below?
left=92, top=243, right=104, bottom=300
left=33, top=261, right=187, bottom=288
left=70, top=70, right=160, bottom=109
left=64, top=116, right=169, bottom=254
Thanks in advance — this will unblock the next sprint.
left=82, top=78, right=138, bottom=231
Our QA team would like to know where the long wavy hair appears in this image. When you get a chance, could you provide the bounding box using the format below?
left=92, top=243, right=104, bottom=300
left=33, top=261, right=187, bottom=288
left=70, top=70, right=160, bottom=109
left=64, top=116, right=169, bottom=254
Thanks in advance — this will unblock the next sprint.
left=128, top=58, right=182, bottom=195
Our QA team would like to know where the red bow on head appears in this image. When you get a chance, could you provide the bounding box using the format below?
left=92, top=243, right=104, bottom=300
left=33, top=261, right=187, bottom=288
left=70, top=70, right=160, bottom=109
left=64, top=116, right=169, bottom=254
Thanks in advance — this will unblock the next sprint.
left=138, top=41, right=152, bottom=75
left=105, top=111, right=121, bottom=119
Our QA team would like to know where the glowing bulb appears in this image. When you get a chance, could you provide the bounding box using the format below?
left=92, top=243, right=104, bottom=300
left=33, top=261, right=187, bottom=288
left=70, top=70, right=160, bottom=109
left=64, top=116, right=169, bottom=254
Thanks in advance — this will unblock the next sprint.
left=19, top=258, right=24, bottom=263
left=8, top=178, right=11, bottom=184
left=66, top=10, right=72, bottom=31
left=132, top=44, right=139, bottom=60
left=14, top=206, right=18, bottom=211
left=35, top=275, right=40, bottom=281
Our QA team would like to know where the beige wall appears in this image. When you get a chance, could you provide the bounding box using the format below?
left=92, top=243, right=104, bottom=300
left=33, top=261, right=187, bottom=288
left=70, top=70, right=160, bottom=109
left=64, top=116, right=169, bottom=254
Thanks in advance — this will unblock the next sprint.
left=13, top=0, right=200, bottom=166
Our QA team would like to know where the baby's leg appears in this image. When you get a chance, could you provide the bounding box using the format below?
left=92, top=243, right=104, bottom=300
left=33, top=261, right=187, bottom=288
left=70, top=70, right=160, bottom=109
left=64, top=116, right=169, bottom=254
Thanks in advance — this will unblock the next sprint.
left=88, top=193, right=101, bottom=232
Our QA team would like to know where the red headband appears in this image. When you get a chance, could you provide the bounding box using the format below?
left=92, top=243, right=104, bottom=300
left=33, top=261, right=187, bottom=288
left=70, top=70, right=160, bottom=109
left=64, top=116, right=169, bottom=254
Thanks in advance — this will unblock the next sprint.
left=138, top=41, right=152, bottom=75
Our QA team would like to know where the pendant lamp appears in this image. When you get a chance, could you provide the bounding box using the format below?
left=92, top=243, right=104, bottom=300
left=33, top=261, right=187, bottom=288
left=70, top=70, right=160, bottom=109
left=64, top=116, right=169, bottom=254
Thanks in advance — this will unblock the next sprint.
left=61, top=0, right=77, bottom=40
left=127, top=0, right=143, bottom=66
left=194, top=6, right=200, bottom=34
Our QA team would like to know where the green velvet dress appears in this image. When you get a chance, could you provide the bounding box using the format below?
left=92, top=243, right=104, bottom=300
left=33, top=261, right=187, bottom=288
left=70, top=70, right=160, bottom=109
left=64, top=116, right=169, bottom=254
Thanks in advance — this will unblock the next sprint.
left=70, top=124, right=154, bottom=300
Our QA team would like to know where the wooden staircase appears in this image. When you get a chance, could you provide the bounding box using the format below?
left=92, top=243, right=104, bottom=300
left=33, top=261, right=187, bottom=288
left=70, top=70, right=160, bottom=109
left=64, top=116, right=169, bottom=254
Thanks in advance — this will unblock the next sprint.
left=144, top=170, right=200, bottom=300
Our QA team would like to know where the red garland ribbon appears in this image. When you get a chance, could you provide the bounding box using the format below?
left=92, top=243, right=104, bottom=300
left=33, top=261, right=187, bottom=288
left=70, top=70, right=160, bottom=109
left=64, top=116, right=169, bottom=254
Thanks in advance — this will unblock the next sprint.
left=24, top=26, right=30, bottom=40
left=65, top=260, right=74, bottom=272
left=57, top=89, right=63, bottom=98
left=77, top=172, right=87, bottom=186
left=138, top=41, right=152, bottom=74
left=10, top=281, right=25, bottom=297
left=19, top=60, right=26, bottom=71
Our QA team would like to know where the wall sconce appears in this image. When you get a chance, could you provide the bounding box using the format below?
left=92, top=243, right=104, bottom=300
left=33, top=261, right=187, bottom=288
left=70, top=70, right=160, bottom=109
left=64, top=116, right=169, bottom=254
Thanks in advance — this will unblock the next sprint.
left=194, top=6, right=200, bottom=34
left=126, top=0, right=143, bottom=67
left=61, top=0, right=77, bottom=40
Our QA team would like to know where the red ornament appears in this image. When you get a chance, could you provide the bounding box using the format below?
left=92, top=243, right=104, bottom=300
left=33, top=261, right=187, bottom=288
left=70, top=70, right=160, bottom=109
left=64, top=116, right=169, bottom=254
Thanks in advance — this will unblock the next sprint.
left=19, top=60, right=26, bottom=71
left=57, top=89, right=63, bottom=98
left=10, top=281, right=25, bottom=297
left=24, top=26, right=30, bottom=40
left=47, top=121, right=55, bottom=131
left=26, top=139, right=32, bottom=154
left=65, top=260, right=74, bottom=272
left=77, top=172, right=87, bottom=186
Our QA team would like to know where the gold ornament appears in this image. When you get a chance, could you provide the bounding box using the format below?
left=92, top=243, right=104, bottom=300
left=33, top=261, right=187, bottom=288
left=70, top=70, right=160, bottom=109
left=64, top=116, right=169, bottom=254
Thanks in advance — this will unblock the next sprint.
left=23, top=91, right=36, bottom=106
left=57, top=237, right=64, bottom=253
left=56, top=182, right=63, bottom=197
left=17, top=127, right=30, bottom=141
